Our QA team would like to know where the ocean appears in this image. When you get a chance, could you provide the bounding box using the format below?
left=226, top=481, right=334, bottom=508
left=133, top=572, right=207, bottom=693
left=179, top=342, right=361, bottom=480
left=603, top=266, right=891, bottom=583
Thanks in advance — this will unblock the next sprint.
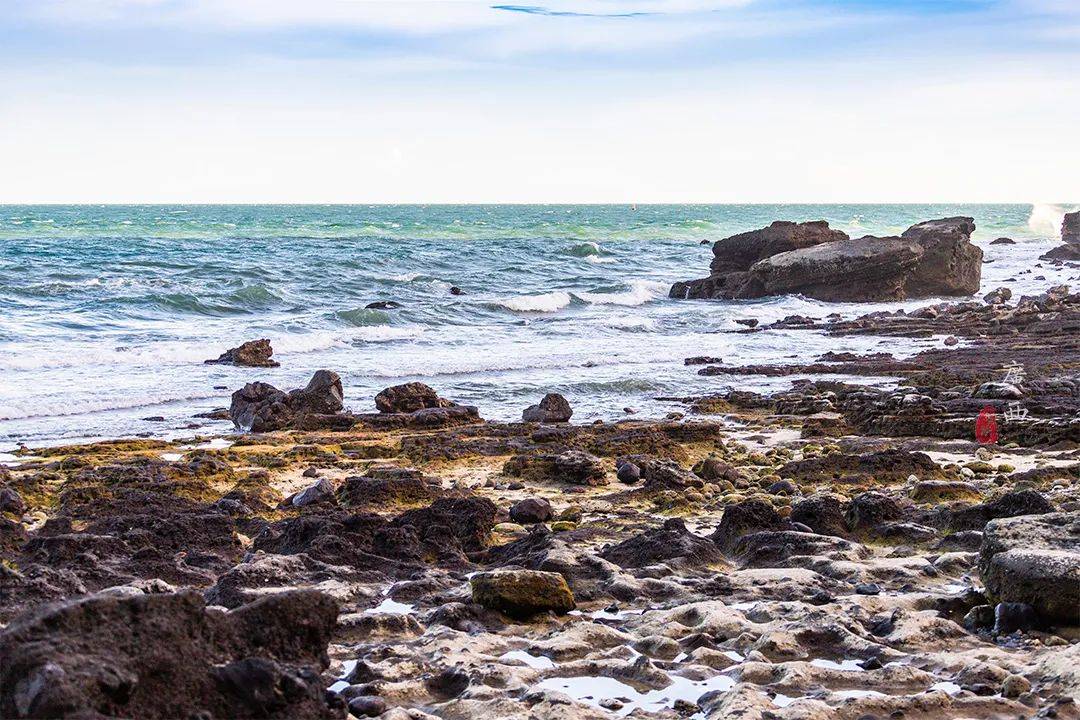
left=0, top=203, right=1075, bottom=448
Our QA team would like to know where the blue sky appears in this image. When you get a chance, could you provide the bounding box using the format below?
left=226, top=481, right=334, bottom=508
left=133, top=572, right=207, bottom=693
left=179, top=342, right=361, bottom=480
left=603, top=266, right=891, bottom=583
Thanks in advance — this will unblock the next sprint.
left=1, top=0, right=1077, bottom=202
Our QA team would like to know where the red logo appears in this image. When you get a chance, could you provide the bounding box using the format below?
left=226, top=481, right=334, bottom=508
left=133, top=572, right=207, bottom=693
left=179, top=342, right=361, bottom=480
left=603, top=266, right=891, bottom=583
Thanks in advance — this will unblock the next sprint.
left=975, top=406, right=999, bottom=444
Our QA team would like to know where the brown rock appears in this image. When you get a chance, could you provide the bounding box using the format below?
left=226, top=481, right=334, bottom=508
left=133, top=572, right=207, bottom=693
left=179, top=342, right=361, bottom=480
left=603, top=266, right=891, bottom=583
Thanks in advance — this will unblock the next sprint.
left=205, top=339, right=280, bottom=368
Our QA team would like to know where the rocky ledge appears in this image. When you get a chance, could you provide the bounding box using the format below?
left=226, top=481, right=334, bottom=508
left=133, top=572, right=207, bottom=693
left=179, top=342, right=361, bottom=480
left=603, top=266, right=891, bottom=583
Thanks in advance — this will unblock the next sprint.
left=671, top=217, right=983, bottom=302
left=2, top=288, right=1079, bottom=719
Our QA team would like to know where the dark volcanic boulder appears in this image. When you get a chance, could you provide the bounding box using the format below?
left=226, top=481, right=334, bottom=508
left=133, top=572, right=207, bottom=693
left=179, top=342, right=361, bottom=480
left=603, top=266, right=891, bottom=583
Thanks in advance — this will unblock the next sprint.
left=790, top=493, right=850, bottom=538
left=509, top=498, right=554, bottom=524
left=671, top=217, right=982, bottom=302
left=979, top=511, right=1080, bottom=625
left=945, top=490, right=1054, bottom=532
left=710, top=499, right=788, bottom=555
left=846, top=491, right=904, bottom=535
left=205, top=338, right=280, bottom=368
left=708, top=220, right=848, bottom=274
left=229, top=370, right=348, bottom=432
left=522, top=393, right=573, bottom=423
left=752, top=235, right=925, bottom=301
left=672, top=220, right=846, bottom=299
left=0, top=589, right=339, bottom=720
left=601, top=518, right=726, bottom=570
left=470, top=569, right=575, bottom=619
left=374, top=382, right=453, bottom=414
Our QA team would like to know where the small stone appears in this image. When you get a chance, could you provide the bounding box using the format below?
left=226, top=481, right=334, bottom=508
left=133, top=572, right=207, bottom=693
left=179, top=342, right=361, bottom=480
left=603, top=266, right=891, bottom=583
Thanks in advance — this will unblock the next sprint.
left=617, top=461, right=641, bottom=484
left=292, top=477, right=336, bottom=507
left=766, top=479, right=795, bottom=495
left=1001, top=674, right=1031, bottom=698
left=509, top=498, right=554, bottom=524
left=347, top=696, right=387, bottom=717
left=855, top=582, right=881, bottom=596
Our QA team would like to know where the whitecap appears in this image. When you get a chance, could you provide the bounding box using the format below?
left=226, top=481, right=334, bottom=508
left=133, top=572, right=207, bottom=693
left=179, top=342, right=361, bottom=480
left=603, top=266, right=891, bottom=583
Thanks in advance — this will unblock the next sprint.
left=494, top=291, right=572, bottom=313
left=1027, top=202, right=1074, bottom=238
left=573, top=280, right=667, bottom=307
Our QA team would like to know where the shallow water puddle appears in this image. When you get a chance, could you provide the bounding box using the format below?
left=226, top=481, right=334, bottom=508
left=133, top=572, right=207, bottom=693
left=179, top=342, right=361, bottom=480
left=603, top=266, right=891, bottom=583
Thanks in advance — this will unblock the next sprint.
left=534, top=672, right=735, bottom=716
left=0, top=451, right=40, bottom=466
left=328, top=659, right=358, bottom=693
left=809, top=658, right=866, bottom=672
left=161, top=452, right=184, bottom=462
left=569, top=608, right=644, bottom=621
left=499, top=650, right=556, bottom=670
left=364, top=598, right=416, bottom=614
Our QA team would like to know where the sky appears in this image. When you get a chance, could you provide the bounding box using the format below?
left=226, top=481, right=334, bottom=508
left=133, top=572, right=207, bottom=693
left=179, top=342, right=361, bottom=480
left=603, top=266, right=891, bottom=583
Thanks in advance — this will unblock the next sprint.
left=0, top=0, right=1078, bottom=203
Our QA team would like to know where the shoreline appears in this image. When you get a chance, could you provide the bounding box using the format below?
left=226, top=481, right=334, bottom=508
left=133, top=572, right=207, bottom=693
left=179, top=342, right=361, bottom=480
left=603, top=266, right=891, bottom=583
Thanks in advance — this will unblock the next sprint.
left=1, top=279, right=1078, bottom=718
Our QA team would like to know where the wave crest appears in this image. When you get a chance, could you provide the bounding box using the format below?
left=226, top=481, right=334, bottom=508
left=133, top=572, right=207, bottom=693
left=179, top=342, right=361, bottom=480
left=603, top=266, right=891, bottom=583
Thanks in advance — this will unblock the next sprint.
left=574, top=281, right=667, bottom=307
left=493, top=291, right=572, bottom=313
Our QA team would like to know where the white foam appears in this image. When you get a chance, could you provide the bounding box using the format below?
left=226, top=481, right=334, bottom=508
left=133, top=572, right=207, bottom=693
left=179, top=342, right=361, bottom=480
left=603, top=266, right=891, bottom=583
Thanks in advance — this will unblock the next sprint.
left=494, top=291, right=572, bottom=313
left=574, top=281, right=668, bottom=307
left=1027, top=203, right=1069, bottom=238
left=499, top=650, right=556, bottom=669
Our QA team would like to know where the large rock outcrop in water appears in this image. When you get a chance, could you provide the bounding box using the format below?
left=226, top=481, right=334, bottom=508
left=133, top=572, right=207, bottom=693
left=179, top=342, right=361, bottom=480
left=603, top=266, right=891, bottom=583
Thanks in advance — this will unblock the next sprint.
left=1041, top=211, right=1080, bottom=261
left=671, top=217, right=983, bottom=302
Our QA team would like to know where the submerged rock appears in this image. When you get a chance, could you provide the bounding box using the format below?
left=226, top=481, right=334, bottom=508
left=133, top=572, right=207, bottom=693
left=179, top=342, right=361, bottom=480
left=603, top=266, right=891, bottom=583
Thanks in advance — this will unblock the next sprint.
left=470, top=569, right=575, bottom=619
left=522, top=393, right=573, bottom=423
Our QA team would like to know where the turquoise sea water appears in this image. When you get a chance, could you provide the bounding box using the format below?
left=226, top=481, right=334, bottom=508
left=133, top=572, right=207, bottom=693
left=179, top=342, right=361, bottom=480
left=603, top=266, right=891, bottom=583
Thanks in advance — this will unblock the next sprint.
left=0, top=203, right=1075, bottom=447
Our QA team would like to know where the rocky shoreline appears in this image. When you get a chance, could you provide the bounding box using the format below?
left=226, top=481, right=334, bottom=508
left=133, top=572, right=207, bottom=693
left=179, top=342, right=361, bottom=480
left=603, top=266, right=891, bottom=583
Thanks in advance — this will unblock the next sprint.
left=2, top=221, right=1079, bottom=720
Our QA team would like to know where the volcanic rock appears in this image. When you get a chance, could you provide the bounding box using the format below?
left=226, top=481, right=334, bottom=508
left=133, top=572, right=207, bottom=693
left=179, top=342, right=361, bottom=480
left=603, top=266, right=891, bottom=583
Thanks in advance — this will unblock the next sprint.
left=205, top=338, right=280, bottom=368
left=374, top=382, right=453, bottom=414
left=470, top=569, right=575, bottom=619
left=979, top=511, right=1080, bottom=625
left=229, top=370, right=348, bottom=432
left=0, top=589, right=339, bottom=720
left=522, top=393, right=573, bottom=423
left=671, top=217, right=982, bottom=302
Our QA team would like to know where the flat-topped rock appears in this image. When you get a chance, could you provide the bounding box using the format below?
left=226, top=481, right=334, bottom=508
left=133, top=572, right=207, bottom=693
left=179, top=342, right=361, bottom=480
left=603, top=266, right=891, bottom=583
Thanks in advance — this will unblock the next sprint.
left=671, top=217, right=982, bottom=302
left=470, top=569, right=575, bottom=619
left=979, top=511, right=1080, bottom=625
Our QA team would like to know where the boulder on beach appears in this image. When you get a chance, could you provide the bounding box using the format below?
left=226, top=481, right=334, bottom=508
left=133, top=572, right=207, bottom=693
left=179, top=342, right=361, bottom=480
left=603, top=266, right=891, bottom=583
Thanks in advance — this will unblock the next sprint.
left=979, top=511, right=1080, bottom=625
left=0, top=589, right=339, bottom=720
left=229, top=369, right=350, bottom=432
left=671, top=217, right=983, bottom=302
left=374, top=382, right=453, bottom=414
left=522, top=393, right=573, bottom=423
left=204, top=338, right=280, bottom=367
left=470, top=569, right=575, bottom=619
